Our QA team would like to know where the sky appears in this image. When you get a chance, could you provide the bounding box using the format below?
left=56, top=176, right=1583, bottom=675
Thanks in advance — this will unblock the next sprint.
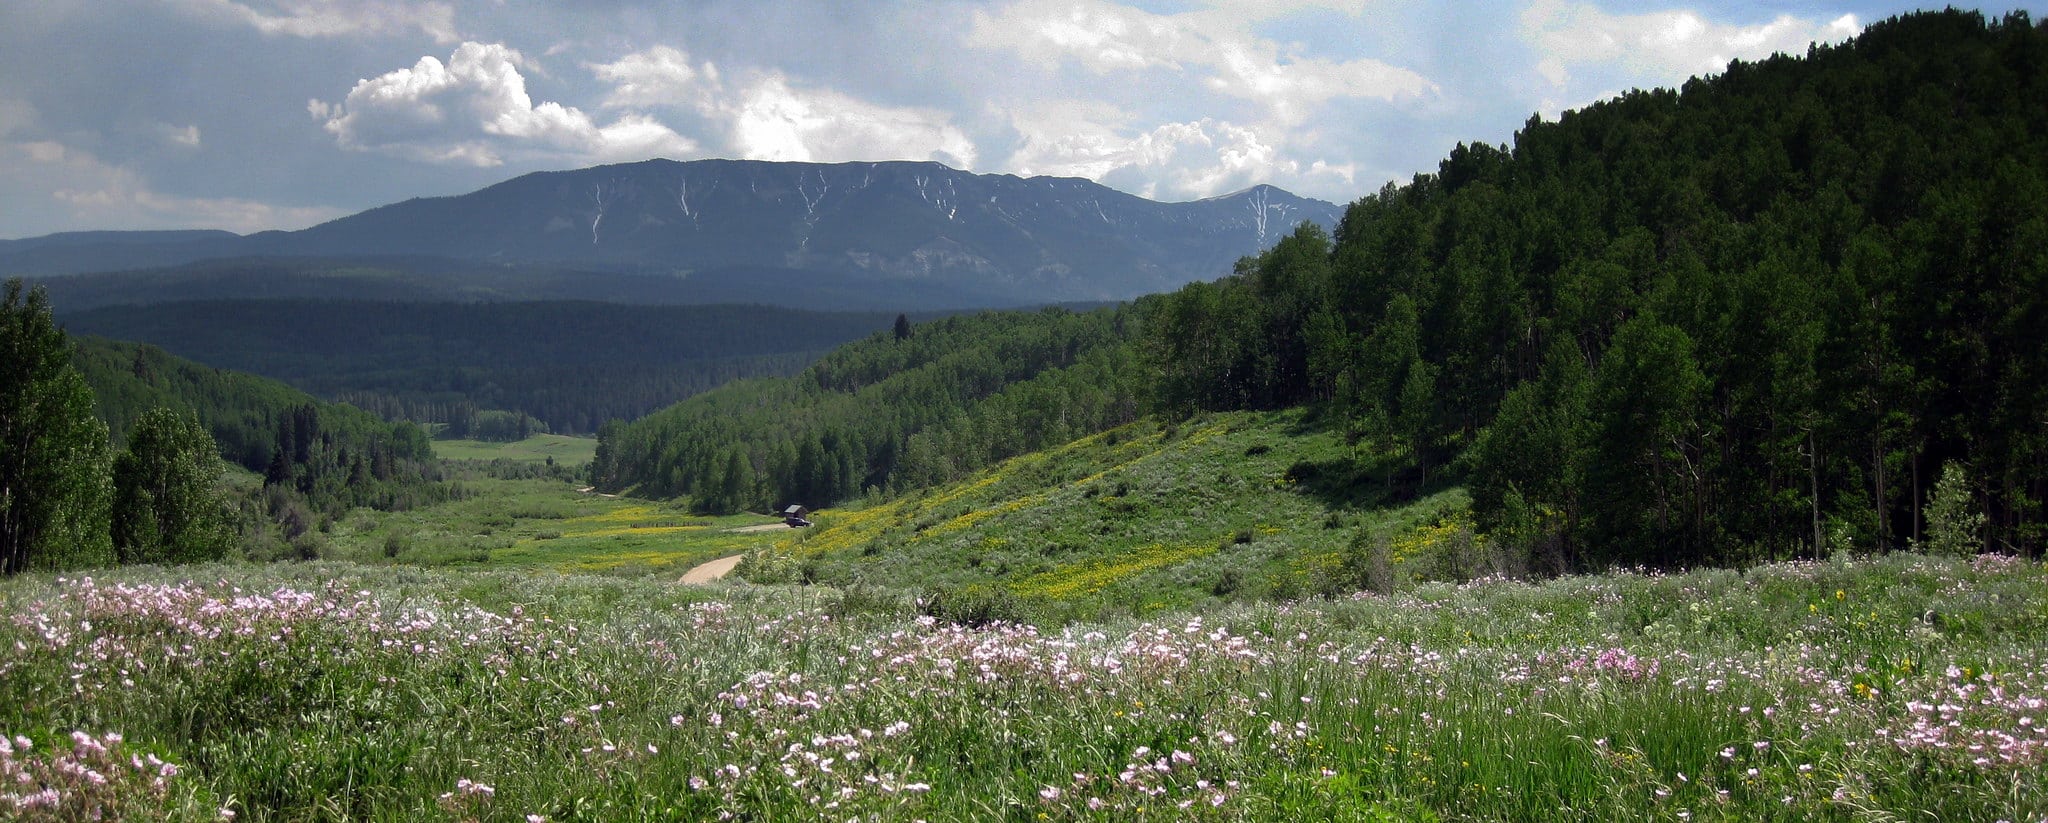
left=1, top=1, right=2040, bottom=239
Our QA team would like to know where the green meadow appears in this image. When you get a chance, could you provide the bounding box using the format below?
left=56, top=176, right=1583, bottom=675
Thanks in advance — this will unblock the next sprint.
left=431, top=434, right=600, bottom=466
left=316, top=477, right=790, bottom=575
left=3, top=553, right=2042, bottom=820
left=7, top=419, right=2045, bottom=822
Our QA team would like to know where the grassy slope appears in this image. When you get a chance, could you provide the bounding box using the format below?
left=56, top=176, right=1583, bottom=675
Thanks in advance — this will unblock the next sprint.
left=432, top=434, right=599, bottom=465
left=755, top=409, right=1476, bottom=618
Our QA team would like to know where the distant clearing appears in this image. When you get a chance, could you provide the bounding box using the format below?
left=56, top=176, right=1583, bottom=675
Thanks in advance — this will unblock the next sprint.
left=434, top=434, right=598, bottom=465
left=312, top=478, right=795, bottom=573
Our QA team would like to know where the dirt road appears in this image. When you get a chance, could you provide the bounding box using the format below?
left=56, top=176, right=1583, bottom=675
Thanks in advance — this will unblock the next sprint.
left=729, top=523, right=792, bottom=534
left=679, top=554, right=744, bottom=584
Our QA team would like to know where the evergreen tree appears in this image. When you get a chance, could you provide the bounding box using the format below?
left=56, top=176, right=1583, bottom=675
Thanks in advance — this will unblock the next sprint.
left=1, top=279, right=114, bottom=575
left=112, top=408, right=234, bottom=565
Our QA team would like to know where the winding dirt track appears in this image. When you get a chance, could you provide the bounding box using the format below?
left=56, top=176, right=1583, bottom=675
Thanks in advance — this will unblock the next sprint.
left=679, top=521, right=798, bottom=583
left=679, top=554, right=744, bottom=584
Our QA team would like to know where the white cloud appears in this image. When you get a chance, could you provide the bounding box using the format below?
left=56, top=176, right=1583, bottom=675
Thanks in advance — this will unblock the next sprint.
left=173, top=0, right=458, bottom=43
left=311, top=41, right=696, bottom=167
left=1206, top=42, right=1434, bottom=125
left=965, top=1, right=1406, bottom=200
left=1004, top=105, right=1350, bottom=201
left=1, top=138, right=342, bottom=236
left=590, top=46, right=722, bottom=111
left=158, top=123, right=202, bottom=148
left=1523, top=1, right=1862, bottom=92
left=981, top=0, right=1190, bottom=72
left=969, top=0, right=1435, bottom=124
left=588, top=47, right=977, bottom=169
left=726, top=75, right=977, bottom=168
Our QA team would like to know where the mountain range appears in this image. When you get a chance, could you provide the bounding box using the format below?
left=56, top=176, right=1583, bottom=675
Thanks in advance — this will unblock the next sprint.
left=5, top=159, right=1342, bottom=307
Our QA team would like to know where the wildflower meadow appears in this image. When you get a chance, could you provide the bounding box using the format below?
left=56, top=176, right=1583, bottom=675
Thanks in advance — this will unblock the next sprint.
left=3, top=552, right=2044, bottom=821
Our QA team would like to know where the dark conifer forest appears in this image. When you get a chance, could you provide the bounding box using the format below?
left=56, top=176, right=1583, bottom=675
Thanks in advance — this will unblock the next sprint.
left=1153, top=9, right=2048, bottom=566
left=57, top=301, right=907, bottom=434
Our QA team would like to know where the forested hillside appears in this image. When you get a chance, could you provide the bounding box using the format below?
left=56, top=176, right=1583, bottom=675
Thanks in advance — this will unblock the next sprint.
left=60, top=301, right=905, bottom=434
left=1152, top=9, right=2047, bottom=567
left=73, top=338, right=444, bottom=512
left=590, top=307, right=1146, bottom=512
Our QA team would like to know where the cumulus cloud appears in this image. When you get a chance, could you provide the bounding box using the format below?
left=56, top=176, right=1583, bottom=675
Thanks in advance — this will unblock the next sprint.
left=1523, top=1, right=1861, bottom=92
left=964, top=0, right=1409, bottom=200
left=981, top=1, right=1190, bottom=73
left=1, top=137, right=342, bottom=236
left=1205, top=43, right=1434, bottom=125
left=591, top=45, right=723, bottom=111
left=310, top=41, right=696, bottom=167
left=173, top=0, right=458, bottom=43
left=969, top=0, right=1436, bottom=123
left=725, top=75, right=977, bottom=168
left=1003, top=104, right=1351, bottom=201
left=588, top=46, right=977, bottom=169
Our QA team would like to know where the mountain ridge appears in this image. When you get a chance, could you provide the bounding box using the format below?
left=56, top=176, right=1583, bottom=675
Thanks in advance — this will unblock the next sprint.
left=6, top=159, right=1342, bottom=304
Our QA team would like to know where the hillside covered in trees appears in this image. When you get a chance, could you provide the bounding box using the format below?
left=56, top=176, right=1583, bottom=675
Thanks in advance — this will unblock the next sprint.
left=605, top=9, right=2045, bottom=572
left=1152, top=9, right=2047, bottom=567
left=590, top=307, right=1146, bottom=513
left=75, top=338, right=428, bottom=471
left=69, top=337, right=453, bottom=513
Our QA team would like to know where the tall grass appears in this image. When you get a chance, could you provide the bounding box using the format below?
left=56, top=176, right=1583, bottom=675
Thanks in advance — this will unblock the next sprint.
left=3, top=553, right=2043, bottom=820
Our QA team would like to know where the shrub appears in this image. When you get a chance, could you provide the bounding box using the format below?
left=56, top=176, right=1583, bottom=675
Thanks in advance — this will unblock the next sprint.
left=1317, top=531, right=1392, bottom=597
left=918, top=583, right=1035, bottom=627
left=828, top=584, right=906, bottom=620
left=291, top=533, right=327, bottom=561
left=735, top=549, right=800, bottom=584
